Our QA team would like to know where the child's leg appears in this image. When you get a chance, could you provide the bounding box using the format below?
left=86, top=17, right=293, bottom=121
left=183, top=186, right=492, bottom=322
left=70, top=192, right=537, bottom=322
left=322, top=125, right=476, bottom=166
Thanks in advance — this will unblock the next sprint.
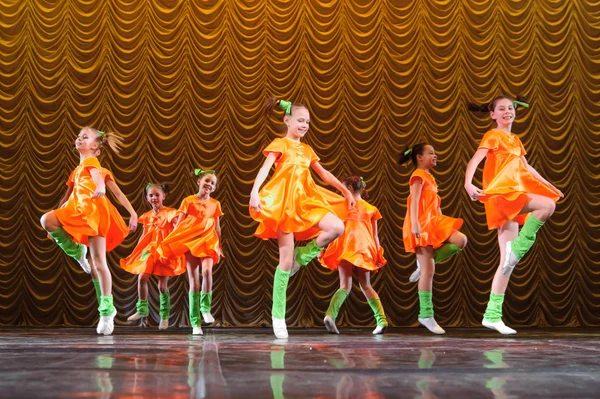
left=88, top=236, right=116, bottom=335
left=504, top=194, right=556, bottom=274
left=41, top=211, right=90, bottom=273
left=356, top=268, right=388, bottom=334
left=483, top=221, right=519, bottom=334
left=158, top=276, right=170, bottom=329
left=294, top=213, right=344, bottom=270
left=324, top=261, right=352, bottom=334
left=416, top=246, right=444, bottom=334
left=410, top=231, right=467, bottom=283
left=200, top=258, right=215, bottom=323
left=187, top=253, right=202, bottom=334
left=272, top=229, right=294, bottom=338
left=89, top=253, right=101, bottom=305
left=128, top=274, right=150, bottom=321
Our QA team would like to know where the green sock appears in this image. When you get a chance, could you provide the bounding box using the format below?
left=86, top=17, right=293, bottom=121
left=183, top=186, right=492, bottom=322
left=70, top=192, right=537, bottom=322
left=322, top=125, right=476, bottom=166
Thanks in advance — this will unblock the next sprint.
left=483, top=293, right=504, bottom=322
left=159, top=291, right=170, bottom=320
left=272, top=267, right=290, bottom=319
left=433, top=243, right=462, bottom=264
left=294, top=239, right=324, bottom=266
left=270, top=349, right=285, bottom=399
left=98, top=294, right=116, bottom=317
left=92, top=279, right=101, bottom=305
left=48, top=227, right=85, bottom=260
left=189, top=292, right=201, bottom=327
left=418, top=291, right=433, bottom=319
left=368, top=297, right=388, bottom=327
left=325, top=289, right=349, bottom=320
left=512, top=215, right=545, bottom=259
left=200, top=291, right=212, bottom=315
left=136, top=299, right=149, bottom=317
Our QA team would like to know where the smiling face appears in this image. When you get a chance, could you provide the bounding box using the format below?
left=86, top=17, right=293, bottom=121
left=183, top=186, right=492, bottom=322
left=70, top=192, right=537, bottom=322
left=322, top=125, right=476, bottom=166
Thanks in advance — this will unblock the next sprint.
left=490, top=97, right=515, bottom=129
left=146, top=185, right=166, bottom=208
left=283, top=106, right=310, bottom=140
left=417, top=145, right=437, bottom=169
left=74, top=127, right=101, bottom=156
left=197, top=173, right=217, bottom=197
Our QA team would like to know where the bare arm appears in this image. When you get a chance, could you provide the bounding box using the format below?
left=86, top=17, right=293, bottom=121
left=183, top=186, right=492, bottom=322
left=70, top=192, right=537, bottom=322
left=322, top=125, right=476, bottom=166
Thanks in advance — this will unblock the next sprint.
left=106, top=180, right=138, bottom=232
left=464, top=148, right=488, bottom=200
left=249, top=153, right=278, bottom=211
left=372, top=219, right=380, bottom=250
left=90, top=168, right=106, bottom=199
left=311, top=162, right=355, bottom=208
left=410, top=180, right=423, bottom=238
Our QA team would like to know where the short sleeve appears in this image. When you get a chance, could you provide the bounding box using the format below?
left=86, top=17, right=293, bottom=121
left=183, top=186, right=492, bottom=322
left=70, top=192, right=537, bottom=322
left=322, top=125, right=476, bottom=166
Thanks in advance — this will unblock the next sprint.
left=479, top=130, right=499, bottom=151
left=102, top=168, right=115, bottom=183
left=138, top=212, right=149, bottom=225
left=305, top=144, right=320, bottom=164
left=81, top=157, right=102, bottom=173
left=263, top=138, right=286, bottom=160
left=372, top=207, right=382, bottom=222
left=214, top=200, right=223, bottom=218
left=178, top=197, right=190, bottom=214
left=409, top=170, right=426, bottom=187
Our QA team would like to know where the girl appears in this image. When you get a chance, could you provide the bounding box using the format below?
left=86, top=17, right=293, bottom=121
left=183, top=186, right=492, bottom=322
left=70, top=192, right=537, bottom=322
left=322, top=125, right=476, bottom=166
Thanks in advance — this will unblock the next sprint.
left=121, top=183, right=185, bottom=329
left=40, top=127, right=137, bottom=335
left=153, top=169, right=223, bottom=335
left=465, top=96, right=562, bottom=334
left=319, top=176, right=388, bottom=335
left=400, top=143, right=467, bottom=334
left=249, top=98, right=355, bottom=339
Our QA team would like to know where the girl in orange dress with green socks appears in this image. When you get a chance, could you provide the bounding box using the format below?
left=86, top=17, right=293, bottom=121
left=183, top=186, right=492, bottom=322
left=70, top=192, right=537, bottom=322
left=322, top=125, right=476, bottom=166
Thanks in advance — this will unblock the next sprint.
left=249, top=98, right=355, bottom=339
left=150, top=169, right=223, bottom=335
left=465, top=96, right=562, bottom=334
left=319, top=176, right=388, bottom=335
left=40, top=127, right=137, bottom=335
left=121, top=183, right=185, bottom=330
left=400, top=143, right=467, bottom=334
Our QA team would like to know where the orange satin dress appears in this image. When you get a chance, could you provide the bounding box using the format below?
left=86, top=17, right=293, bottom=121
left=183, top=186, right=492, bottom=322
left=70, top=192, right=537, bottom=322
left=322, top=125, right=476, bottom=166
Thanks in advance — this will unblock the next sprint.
left=402, top=169, right=463, bottom=253
left=249, top=137, right=336, bottom=240
left=478, top=129, right=559, bottom=229
left=157, top=196, right=223, bottom=264
left=120, top=207, right=186, bottom=276
left=320, top=199, right=386, bottom=272
left=54, top=157, right=129, bottom=252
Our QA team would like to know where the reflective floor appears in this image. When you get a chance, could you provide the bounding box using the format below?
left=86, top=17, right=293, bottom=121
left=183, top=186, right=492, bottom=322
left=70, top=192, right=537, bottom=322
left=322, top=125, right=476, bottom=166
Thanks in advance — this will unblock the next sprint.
left=1, top=327, right=599, bottom=398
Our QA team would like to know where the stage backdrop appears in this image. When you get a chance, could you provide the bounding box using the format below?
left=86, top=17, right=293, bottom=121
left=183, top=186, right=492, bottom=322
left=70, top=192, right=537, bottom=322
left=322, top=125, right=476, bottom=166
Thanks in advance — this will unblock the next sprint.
left=1, top=0, right=599, bottom=328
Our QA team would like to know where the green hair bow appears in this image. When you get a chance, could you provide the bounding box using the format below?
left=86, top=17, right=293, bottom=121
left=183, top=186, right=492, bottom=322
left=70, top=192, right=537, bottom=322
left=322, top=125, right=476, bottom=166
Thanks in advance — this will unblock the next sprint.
left=513, top=100, right=529, bottom=110
left=194, top=168, right=216, bottom=177
left=277, top=100, right=292, bottom=115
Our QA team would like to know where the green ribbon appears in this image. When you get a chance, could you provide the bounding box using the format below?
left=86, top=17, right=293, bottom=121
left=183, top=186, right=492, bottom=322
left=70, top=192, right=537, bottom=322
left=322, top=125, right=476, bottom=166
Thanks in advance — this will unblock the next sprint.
left=513, top=100, right=529, bottom=109
left=97, top=130, right=106, bottom=136
left=194, top=168, right=216, bottom=177
left=360, top=177, right=366, bottom=189
left=404, top=148, right=412, bottom=156
left=277, top=100, right=292, bottom=115
left=145, top=182, right=154, bottom=191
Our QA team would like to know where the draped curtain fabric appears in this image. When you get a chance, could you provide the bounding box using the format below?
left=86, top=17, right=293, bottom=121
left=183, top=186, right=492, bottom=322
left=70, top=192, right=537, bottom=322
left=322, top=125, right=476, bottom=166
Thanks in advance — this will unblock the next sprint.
left=1, top=1, right=598, bottom=328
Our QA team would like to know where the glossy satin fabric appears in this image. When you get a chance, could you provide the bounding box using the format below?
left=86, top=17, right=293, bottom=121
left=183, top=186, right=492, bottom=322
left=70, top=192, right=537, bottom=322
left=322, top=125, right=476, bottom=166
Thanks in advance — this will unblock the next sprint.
left=54, top=157, right=128, bottom=252
left=478, top=129, right=559, bottom=229
left=402, top=169, right=463, bottom=253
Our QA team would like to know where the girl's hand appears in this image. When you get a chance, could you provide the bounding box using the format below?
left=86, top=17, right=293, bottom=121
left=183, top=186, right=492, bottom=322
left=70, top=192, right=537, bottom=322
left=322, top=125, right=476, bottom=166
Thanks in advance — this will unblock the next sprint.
left=128, top=213, right=138, bottom=233
left=464, top=183, right=484, bottom=201
left=344, top=191, right=356, bottom=209
left=92, top=184, right=106, bottom=199
left=412, top=222, right=422, bottom=239
left=249, top=192, right=262, bottom=212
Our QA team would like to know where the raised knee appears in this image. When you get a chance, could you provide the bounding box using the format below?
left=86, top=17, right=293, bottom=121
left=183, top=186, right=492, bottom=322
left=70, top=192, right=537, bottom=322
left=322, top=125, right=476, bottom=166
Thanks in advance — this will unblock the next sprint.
left=459, top=233, right=468, bottom=249
left=332, top=220, right=345, bottom=237
left=40, top=213, right=51, bottom=230
left=545, top=200, right=556, bottom=216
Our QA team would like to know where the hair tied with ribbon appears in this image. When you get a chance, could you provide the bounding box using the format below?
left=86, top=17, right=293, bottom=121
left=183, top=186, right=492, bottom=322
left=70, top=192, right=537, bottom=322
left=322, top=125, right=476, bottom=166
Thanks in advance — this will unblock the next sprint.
left=359, top=177, right=366, bottom=189
left=194, top=168, right=216, bottom=177
left=277, top=100, right=292, bottom=115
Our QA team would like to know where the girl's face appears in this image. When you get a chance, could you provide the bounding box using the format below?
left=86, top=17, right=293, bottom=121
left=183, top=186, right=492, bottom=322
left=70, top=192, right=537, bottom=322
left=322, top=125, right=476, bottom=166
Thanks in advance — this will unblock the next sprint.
left=74, top=128, right=100, bottom=155
left=146, top=186, right=165, bottom=207
left=197, top=173, right=217, bottom=196
left=490, top=98, right=515, bottom=128
left=417, top=145, right=437, bottom=169
left=284, top=107, right=310, bottom=139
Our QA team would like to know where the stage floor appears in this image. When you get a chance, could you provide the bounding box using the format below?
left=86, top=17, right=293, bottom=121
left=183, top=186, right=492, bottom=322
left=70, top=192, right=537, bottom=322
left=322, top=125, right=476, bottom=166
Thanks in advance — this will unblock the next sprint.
left=1, top=327, right=599, bottom=398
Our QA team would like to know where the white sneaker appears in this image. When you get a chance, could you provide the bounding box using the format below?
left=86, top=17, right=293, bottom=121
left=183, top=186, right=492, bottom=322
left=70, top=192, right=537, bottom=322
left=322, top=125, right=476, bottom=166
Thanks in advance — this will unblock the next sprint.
left=77, top=246, right=91, bottom=274
left=127, top=312, right=146, bottom=322
left=158, top=319, right=169, bottom=330
left=192, top=327, right=203, bottom=335
left=272, top=317, right=288, bottom=339
left=202, top=313, right=215, bottom=324
left=482, top=319, right=517, bottom=335
left=409, top=260, right=421, bottom=283
left=372, top=325, right=387, bottom=335
left=501, top=241, right=520, bottom=277
left=418, top=317, right=445, bottom=334
left=96, top=310, right=117, bottom=336
left=324, top=315, right=339, bottom=334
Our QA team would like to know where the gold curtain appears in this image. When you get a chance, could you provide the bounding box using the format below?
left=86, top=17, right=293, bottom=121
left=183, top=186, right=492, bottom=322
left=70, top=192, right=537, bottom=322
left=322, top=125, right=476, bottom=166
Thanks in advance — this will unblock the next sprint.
left=1, top=0, right=599, bottom=328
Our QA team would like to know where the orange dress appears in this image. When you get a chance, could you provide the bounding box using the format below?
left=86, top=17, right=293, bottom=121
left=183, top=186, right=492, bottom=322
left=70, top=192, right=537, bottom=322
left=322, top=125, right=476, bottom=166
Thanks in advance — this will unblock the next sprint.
left=478, top=129, right=560, bottom=229
left=249, top=137, right=336, bottom=240
left=157, top=196, right=223, bottom=264
left=54, top=157, right=129, bottom=251
left=120, top=208, right=186, bottom=276
left=402, top=169, right=463, bottom=253
left=320, top=199, right=386, bottom=272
